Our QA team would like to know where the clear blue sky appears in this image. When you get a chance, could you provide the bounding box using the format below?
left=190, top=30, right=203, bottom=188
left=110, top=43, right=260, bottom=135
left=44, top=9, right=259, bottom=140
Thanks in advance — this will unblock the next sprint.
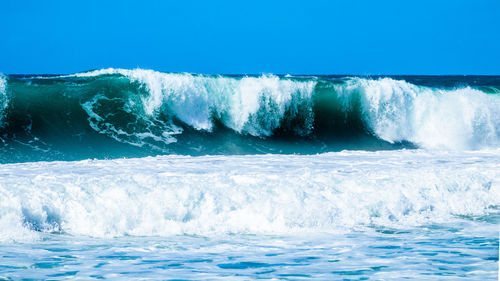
left=1, top=0, right=499, bottom=74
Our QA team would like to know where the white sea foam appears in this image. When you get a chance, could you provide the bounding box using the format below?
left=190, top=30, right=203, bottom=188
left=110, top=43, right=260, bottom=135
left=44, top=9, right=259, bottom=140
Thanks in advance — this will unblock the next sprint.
left=0, top=149, right=498, bottom=242
left=336, top=78, right=500, bottom=149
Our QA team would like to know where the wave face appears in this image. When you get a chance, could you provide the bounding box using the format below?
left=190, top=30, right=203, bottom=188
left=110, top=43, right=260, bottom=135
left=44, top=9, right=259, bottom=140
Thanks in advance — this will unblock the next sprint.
left=0, top=69, right=499, bottom=162
left=0, top=150, right=498, bottom=242
left=0, top=75, right=8, bottom=127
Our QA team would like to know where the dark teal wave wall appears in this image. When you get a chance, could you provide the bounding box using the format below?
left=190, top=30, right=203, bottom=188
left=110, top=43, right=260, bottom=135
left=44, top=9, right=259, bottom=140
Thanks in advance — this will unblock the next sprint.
left=0, top=70, right=498, bottom=163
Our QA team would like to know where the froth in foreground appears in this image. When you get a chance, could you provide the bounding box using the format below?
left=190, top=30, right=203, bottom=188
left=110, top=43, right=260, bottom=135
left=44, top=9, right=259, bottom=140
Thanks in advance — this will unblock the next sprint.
left=0, top=149, right=498, bottom=242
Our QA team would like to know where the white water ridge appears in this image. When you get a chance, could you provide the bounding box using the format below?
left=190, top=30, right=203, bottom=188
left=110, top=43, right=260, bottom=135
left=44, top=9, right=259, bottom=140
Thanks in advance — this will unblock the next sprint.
left=0, top=149, right=498, bottom=242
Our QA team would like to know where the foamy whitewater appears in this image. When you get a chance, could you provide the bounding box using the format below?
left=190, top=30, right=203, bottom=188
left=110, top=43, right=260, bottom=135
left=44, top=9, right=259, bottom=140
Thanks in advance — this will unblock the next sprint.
left=0, top=69, right=498, bottom=279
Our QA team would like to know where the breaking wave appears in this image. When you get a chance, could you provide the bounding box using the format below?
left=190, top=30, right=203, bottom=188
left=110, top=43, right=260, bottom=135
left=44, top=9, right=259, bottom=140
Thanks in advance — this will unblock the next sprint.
left=0, top=69, right=499, bottom=162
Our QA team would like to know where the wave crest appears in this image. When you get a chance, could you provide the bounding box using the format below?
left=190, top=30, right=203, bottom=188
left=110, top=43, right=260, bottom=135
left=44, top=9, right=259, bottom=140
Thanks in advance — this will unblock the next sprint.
left=336, top=78, right=500, bottom=149
left=78, top=68, right=317, bottom=137
left=76, top=69, right=500, bottom=150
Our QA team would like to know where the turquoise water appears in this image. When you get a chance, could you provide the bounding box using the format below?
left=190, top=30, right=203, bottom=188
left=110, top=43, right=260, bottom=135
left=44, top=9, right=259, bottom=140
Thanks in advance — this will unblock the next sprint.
left=1, top=226, right=498, bottom=280
left=0, top=70, right=499, bottom=279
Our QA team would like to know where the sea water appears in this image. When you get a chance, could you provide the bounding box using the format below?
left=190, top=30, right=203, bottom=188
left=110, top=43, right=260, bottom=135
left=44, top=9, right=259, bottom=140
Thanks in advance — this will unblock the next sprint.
left=0, top=70, right=498, bottom=279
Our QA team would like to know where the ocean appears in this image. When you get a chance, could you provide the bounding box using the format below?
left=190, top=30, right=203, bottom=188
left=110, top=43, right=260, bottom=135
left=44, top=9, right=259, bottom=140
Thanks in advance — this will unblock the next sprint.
left=0, top=69, right=498, bottom=280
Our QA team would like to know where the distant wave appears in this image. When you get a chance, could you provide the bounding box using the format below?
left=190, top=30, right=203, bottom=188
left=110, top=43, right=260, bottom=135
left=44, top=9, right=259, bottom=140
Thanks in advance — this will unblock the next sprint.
left=0, top=69, right=499, bottom=162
